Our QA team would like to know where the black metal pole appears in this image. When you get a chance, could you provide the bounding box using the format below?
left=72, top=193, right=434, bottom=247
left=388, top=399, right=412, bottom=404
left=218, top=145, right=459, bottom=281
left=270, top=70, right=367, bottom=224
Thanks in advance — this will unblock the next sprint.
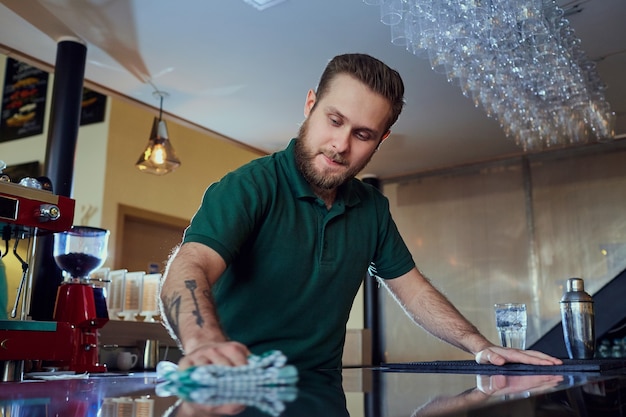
left=44, top=38, right=86, bottom=197
left=361, top=175, right=385, bottom=366
left=30, top=38, right=86, bottom=320
left=362, top=175, right=384, bottom=417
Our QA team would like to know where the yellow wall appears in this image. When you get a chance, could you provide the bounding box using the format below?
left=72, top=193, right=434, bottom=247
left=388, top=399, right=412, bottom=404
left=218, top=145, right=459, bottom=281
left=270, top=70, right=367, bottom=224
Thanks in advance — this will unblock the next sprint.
left=100, top=98, right=263, bottom=268
left=0, top=50, right=263, bottom=315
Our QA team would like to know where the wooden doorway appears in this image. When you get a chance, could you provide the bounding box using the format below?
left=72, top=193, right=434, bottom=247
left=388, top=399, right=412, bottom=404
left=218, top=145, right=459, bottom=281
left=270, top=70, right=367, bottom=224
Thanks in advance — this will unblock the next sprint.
left=115, top=205, right=189, bottom=273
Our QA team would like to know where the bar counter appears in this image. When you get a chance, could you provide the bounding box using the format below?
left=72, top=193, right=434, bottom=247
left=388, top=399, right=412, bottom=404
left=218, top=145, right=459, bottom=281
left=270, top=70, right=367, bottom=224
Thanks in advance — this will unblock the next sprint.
left=1, top=362, right=625, bottom=416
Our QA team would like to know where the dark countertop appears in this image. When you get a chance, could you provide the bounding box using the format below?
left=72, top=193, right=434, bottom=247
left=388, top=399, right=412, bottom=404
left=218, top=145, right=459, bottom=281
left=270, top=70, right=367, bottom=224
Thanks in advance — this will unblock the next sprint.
left=1, top=364, right=625, bottom=416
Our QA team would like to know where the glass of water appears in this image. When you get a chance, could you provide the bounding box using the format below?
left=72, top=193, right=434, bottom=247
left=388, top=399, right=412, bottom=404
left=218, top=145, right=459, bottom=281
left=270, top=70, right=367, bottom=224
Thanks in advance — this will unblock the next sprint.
left=494, top=303, right=527, bottom=349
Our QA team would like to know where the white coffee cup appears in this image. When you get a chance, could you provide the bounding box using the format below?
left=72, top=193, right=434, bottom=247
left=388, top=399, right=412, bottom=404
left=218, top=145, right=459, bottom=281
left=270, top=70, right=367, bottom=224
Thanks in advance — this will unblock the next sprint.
left=116, top=351, right=138, bottom=371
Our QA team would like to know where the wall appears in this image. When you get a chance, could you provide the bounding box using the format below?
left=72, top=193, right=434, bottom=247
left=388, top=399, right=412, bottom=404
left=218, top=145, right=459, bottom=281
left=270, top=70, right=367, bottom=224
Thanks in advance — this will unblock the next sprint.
left=0, top=55, right=108, bottom=221
left=0, top=55, right=110, bottom=316
left=0, top=54, right=265, bottom=319
left=381, top=141, right=626, bottom=362
left=99, top=98, right=262, bottom=268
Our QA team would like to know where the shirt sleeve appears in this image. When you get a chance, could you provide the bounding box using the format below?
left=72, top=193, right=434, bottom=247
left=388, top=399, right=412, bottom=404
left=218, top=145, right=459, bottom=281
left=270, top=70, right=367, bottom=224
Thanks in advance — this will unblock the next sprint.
left=183, top=166, right=269, bottom=265
left=367, top=188, right=416, bottom=280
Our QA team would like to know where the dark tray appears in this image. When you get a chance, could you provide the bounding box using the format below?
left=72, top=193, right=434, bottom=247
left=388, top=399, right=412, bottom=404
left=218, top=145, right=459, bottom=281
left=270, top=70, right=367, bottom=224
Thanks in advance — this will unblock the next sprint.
left=382, top=359, right=626, bottom=374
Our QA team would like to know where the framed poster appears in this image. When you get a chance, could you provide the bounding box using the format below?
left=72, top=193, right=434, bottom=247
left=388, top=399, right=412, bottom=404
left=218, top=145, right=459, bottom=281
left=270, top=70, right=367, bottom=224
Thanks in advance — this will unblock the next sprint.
left=80, top=87, right=107, bottom=126
left=0, top=58, right=49, bottom=142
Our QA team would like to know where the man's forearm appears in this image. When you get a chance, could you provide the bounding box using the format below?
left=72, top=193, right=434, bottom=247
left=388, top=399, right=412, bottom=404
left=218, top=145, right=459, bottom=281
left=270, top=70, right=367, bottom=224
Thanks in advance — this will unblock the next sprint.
left=159, top=243, right=228, bottom=353
left=405, top=279, right=493, bottom=354
left=383, top=268, right=494, bottom=355
left=160, top=280, right=225, bottom=351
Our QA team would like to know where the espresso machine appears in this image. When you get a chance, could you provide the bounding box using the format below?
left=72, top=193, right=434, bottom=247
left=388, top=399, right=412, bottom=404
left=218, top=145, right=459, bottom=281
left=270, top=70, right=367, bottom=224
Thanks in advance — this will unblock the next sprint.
left=0, top=179, right=110, bottom=379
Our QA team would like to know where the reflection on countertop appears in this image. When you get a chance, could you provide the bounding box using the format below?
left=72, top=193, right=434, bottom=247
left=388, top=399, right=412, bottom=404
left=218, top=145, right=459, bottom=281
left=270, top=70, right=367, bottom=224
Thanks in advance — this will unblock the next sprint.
left=1, top=366, right=626, bottom=416
left=0, top=372, right=171, bottom=416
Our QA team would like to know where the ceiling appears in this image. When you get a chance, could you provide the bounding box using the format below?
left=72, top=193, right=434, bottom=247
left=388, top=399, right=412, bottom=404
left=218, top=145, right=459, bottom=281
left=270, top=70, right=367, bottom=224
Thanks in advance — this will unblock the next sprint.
left=0, top=0, right=625, bottom=179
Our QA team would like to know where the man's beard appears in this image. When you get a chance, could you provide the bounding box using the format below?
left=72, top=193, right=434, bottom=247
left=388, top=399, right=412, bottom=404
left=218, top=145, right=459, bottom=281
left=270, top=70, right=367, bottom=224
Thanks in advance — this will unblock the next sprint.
left=294, top=118, right=375, bottom=190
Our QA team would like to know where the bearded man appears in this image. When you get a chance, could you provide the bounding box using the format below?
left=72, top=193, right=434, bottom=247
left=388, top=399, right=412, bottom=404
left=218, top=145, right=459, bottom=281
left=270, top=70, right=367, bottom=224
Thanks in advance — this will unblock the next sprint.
left=159, top=53, right=561, bottom=371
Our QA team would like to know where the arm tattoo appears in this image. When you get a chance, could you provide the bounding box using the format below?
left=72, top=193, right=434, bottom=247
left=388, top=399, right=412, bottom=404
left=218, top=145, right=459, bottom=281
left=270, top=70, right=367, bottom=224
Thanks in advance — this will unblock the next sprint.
left=162, top=292, right=181, bottom=337
left=185, top=279, right=205, bottom=328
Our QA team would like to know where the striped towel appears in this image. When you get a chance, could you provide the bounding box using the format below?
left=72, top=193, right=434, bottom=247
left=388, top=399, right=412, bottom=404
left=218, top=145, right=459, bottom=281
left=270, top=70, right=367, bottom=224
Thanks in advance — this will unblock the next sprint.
left=156, top=350, right=298, bottom=416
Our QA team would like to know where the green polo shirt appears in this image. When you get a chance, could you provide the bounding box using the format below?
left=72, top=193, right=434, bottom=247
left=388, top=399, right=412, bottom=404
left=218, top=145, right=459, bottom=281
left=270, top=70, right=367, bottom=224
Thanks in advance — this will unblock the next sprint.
left=184, top=138, right=415, bottom=369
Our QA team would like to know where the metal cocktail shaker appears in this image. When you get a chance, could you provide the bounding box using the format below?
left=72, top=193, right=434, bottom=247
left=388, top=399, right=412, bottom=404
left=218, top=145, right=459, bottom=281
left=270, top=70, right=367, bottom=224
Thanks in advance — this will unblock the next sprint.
left=560, top=277, right=595, bottom=359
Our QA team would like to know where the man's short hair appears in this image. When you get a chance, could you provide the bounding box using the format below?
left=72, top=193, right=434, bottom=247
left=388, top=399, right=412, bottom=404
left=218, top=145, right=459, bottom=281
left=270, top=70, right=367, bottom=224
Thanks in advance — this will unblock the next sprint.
left=315, top=53, right=405, bottom=133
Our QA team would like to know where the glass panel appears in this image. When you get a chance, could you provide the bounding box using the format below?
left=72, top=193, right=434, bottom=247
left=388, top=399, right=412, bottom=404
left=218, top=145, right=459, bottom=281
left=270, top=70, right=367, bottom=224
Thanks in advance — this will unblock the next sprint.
left=531, top=149, right=626, bottom=327
left=382, top=144, right=626, bottom=362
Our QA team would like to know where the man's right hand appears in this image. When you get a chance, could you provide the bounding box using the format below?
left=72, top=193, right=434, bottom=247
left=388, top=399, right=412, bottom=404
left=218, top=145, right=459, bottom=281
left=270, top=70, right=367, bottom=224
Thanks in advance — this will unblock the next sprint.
left=178, top=340, right=251, bottom=370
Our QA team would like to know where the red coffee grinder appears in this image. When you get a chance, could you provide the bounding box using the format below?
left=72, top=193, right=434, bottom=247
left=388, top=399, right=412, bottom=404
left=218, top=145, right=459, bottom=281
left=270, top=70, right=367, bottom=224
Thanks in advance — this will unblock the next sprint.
left=51, top=225, right=110, bottom=372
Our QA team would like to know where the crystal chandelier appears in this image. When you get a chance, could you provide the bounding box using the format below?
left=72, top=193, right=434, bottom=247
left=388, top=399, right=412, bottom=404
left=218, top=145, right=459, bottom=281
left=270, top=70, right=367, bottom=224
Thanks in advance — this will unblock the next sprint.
left=365, top=0, right=616, bottom=151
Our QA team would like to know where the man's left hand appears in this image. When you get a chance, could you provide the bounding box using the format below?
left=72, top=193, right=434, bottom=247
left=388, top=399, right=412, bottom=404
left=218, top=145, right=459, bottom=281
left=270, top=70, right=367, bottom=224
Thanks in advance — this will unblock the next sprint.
left=474, top=346, right=563, bottom=366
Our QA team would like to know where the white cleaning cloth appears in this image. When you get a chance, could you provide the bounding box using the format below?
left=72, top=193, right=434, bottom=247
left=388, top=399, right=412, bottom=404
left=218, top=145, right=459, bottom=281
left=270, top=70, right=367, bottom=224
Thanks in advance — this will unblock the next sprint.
left=155, top=350, right=298, bottom=416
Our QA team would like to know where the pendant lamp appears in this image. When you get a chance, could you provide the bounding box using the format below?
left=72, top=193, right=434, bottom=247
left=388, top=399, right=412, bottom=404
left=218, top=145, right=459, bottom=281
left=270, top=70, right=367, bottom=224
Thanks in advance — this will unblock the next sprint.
left=135, top=91, right=181, bottom=175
